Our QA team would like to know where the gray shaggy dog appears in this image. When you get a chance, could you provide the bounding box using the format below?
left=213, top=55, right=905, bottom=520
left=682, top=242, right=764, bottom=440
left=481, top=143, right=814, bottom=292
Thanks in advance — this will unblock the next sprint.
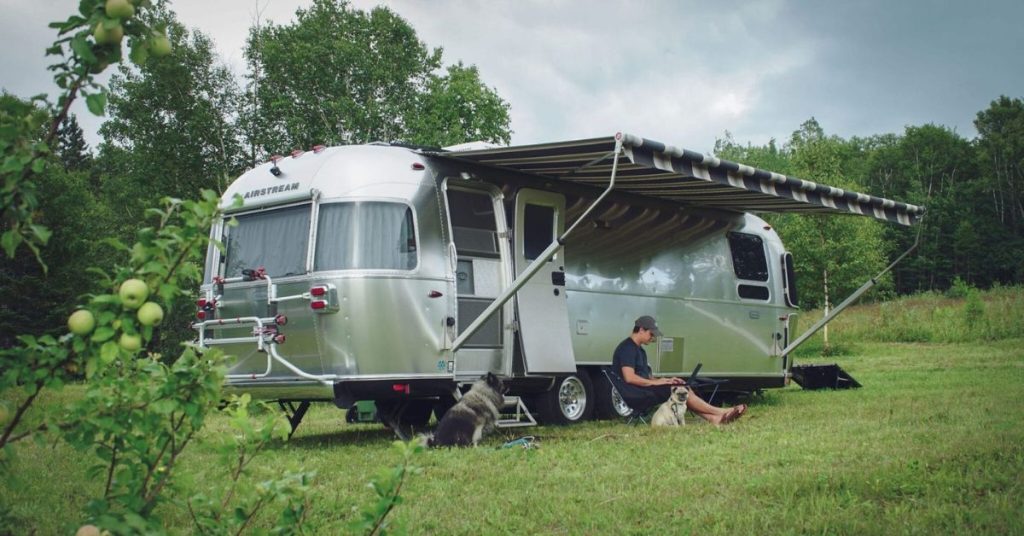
left=427, top=373, right=506, bottom=448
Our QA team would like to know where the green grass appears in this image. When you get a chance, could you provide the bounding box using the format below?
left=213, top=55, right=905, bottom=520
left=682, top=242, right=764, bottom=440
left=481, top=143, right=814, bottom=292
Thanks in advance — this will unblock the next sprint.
left=3, top=291, right=1024, bottom=534
left=792, top=285, right=1024, bottom=357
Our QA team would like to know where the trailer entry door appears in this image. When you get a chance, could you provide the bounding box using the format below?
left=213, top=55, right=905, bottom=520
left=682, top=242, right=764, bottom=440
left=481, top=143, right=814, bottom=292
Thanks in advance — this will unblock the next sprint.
left=514, top=189, right=576, bottom=373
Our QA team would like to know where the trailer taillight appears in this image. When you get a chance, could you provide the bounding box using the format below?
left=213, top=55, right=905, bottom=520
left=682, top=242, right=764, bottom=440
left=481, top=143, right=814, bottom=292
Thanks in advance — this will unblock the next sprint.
left=197, top=298, right=208, bottom=307
left=273, top=333, right=286, bottom=344
left=275, top=314, right=288, bottom=326
left=392, top=383, right=410, bottom=394
left=196, top=310, right=207, bottom=320
left=307, top=284, right=339, bottom=313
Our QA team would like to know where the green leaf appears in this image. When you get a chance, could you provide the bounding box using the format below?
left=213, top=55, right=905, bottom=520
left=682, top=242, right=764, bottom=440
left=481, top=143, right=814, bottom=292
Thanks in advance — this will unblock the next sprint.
left=100, top=341, right=119, bottom=363
left=91, top=326, right=115, bottom=343
left=85, top=92, right=106, bottom=116
left=129, top=42, right=149, bottom=66
left=70, top=34, right=96, bottom=63
left=1, top=230, right=20, bottom=258
left=29, top=224, right=52, bottom=245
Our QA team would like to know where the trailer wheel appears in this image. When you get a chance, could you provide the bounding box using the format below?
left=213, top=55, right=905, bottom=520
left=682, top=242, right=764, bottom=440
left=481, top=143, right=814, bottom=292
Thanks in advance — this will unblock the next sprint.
left=592, top=370, right=633, bottom=419
left=533, top=371, right=593, bottom=425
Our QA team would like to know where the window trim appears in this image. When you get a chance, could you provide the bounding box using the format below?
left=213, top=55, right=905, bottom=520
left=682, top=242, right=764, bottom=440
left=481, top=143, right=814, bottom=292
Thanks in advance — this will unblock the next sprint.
left=219, top=200, right=315, bottom=280
left=727, top=231, right=770, bottom=282
left=311, top=198, right=420, bottom=273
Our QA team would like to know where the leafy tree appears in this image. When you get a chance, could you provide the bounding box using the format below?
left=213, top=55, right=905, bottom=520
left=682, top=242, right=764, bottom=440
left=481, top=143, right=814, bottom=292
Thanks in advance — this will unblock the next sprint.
left=99, top=8, right=245, bottom=213
left=406, top=62, right=512, bottom=147
left=56, top=114, right=93, bottom=172
left=974, top=96, right=1024, bottom=282
left=244, top=0, right=510, bottom=159
left=975, top=96, right=1024, bottom=235
left=0, top=0, right=172, bottom=266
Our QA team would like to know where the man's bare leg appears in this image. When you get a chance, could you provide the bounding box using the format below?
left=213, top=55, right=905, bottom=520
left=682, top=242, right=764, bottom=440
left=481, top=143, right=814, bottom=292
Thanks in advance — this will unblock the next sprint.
left=683, top=387, right=745, bottom=425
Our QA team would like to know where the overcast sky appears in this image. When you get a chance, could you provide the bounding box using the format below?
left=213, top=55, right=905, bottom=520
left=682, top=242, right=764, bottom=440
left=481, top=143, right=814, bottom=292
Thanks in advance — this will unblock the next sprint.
left=2, top=0, right=1022, bottom=154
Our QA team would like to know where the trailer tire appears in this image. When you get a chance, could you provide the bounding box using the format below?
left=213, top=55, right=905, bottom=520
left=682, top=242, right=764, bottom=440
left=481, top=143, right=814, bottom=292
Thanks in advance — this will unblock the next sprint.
left=592, top=369, right=633, bottom=420
left=533, top=371, right=594, bottom=425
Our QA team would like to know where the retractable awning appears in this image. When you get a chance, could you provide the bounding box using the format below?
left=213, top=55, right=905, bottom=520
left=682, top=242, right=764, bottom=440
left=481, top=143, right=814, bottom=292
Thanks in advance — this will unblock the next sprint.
left=437, top=133, right=924, bottom=226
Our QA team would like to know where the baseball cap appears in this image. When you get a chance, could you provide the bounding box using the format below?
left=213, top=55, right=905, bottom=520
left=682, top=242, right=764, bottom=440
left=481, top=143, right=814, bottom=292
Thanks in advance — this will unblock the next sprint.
left=634, top=315, right=662, bottom=337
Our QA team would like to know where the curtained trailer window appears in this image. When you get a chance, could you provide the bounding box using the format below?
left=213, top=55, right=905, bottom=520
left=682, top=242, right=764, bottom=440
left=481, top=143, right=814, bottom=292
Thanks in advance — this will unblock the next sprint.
left=314, top=202, right=417, bottom=271
left=224, top=204, right=311, bottom=278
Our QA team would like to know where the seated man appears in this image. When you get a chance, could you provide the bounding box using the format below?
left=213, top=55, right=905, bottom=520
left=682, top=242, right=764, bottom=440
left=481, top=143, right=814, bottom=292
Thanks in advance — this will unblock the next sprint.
left=613, top=315, right=746, bottom=425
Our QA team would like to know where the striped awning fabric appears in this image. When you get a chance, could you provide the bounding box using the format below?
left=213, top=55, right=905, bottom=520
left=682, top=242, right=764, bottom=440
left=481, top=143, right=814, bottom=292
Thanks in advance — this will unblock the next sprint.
left=438, top=133, right=925, bottom=226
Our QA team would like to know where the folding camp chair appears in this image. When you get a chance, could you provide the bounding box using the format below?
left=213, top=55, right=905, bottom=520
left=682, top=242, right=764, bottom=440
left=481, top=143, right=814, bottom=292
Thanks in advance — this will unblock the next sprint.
left=601, top=367, right=662, bottom=424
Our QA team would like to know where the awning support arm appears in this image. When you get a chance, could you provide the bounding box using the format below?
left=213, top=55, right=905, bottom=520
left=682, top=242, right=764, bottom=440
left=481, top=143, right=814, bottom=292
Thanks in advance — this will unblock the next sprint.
left=451, top=134, right=625, bottom=352
left=781, top=225, right=922, bottom=358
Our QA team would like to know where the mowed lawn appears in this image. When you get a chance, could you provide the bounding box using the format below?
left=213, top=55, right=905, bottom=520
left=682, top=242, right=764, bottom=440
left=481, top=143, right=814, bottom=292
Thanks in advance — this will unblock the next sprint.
left=4, top=336, right=1022, bottom=535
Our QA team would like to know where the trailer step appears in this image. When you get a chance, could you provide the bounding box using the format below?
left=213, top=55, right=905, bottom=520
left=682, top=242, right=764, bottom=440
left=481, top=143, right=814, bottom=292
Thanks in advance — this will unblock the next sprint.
left=791, top=364, right=861, bottom=390
left=496, top=396, right=537, bottom=428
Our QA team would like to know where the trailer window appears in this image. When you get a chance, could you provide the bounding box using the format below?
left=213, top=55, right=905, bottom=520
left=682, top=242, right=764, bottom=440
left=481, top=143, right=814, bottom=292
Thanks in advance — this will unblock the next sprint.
left=315, top=202, right=417, bottom=271
left=783, top=252, right=799, bottom=307
left=524, top=204, right=555, bottom=260
left=727, top=232, right=769, bottom=281
left=224, top=204, right=311, bottom=278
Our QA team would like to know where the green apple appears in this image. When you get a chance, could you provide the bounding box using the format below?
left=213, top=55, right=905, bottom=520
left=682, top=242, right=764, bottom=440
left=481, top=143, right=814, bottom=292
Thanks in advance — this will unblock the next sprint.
left=76, top=525, right=101, bottom=536
left=93, top=22, right=124, bottom=46
left=137, top=302, right=164, bottom=326
left=105, top=0, right=135, bottom=19
left=119, top=278, right=149, bottom=309
left=118, top=333, right=142, bottom=353
left=150, top=34, right=172, bottom=57
left=68, top=309, right=96, bottom=336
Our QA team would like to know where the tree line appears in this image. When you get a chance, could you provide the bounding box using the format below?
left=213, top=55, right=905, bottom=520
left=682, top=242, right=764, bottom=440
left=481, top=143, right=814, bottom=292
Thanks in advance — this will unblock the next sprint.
left=3, top=0, right=1023, bottom=350
left=715, top=104, right=1024, bottom=310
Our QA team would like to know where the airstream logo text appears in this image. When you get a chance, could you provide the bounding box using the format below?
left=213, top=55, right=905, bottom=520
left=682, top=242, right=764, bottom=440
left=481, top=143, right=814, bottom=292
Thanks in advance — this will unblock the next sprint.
left=243, top=182, right=300, bottom=199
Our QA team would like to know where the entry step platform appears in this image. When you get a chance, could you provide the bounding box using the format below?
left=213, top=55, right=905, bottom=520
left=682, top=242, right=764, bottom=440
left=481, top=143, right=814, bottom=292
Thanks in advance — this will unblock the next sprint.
left=496, top=395, right=537, bottom=428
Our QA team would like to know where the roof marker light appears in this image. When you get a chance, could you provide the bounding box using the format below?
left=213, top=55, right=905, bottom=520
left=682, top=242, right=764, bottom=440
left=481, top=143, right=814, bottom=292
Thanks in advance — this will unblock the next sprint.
left=312, top=145, right=326, bottom=153
left=411, top=162, right=425, bottom=171
left=291, top=149, right=304, bottom=158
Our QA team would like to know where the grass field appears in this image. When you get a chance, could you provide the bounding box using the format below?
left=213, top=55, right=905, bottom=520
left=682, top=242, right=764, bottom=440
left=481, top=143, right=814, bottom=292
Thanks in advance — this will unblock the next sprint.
left=3, top=291, right=1024, bottom=534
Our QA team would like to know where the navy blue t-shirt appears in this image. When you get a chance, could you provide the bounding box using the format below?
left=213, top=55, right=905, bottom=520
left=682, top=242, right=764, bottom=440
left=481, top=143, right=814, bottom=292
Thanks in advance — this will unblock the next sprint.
left=612, top=337, right=652, bottom=379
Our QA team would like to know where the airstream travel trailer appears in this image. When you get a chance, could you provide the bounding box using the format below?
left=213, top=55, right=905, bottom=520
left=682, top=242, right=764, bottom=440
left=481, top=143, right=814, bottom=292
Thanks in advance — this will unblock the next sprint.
left=194, top=133, right=924, bottom=431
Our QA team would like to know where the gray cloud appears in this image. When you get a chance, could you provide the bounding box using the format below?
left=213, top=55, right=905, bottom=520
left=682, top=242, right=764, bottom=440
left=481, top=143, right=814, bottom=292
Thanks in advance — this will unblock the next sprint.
left=2, top=0, right=1020, bottom=155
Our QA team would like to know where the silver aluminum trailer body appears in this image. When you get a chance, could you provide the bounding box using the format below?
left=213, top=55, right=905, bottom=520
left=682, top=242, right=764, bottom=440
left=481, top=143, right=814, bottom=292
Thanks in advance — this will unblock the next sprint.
left=197, top=136, right=923, bottom=426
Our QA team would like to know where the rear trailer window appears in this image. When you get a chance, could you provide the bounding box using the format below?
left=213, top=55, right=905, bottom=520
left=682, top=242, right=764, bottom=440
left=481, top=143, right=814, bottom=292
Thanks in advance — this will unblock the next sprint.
left=727, top=232, right=769, bottom=281
left=315, top=202, right=417, bottom=271
left=224, top=204, right=311, bottom=278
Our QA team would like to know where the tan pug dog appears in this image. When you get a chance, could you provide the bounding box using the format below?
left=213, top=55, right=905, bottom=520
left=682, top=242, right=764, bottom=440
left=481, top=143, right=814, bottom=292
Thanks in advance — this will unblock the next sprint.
left=651, top=386, right=688, bottom=427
